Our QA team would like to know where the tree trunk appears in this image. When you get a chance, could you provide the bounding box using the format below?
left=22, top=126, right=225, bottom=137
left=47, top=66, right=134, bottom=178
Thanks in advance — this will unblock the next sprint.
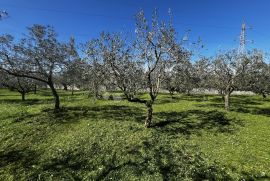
left=34, top=84, right=37, bottom=94
left=95, top=89, right=102, bottom=99
left=145, top=102, right=153, bottom=128
left=48, top=82, right=60, bottom=111
left=224, top=93, right=230, bottom=110
left=21, top=92, right=25, bottom=101
left=63, top=83, right=68, bottom=91
left=187, top=89, right=191, bottom=96
left=71, top=85, right=74, bottom=96
left=169, top=90, right=174, bottom=99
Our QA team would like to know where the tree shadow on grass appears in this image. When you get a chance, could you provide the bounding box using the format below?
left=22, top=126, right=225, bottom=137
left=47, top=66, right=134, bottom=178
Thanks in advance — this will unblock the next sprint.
left=153, top=110, right=244, bottom=136
left=233, top=106, right=270, bottom=117
left=181, top=94, right=212, bottom=102
left=41, top=105, right=146, bottom=124
left=0, top=94, right=20, bottom=97
left=0, top=98, right=46, bottom=106
left=38, top=90, right=54, bottom=97
left=155, top=96, right=182, bottom=105
left=93, top=137, right=235, bottom=181
left=40, top=105, right=244, bottom=136
left=0, top=149, right=38, bottom=169
left=195, top=95, right=270, bottom=117
left=1, top=128, right=267, bottom=181
left=155, top=94, right=217, bottom=105
left=196, top=96, right=262, bottom=109
left=210, top=96, right=262, bottom=106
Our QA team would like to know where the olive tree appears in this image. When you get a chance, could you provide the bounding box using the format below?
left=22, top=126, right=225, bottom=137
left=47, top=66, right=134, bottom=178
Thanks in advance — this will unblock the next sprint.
left=193, top=57, right=212, bottom=94
left=162, top=70, right=177, bottom=97
left=242, top=50, right=270, bottom=98
left=85, top=37, right=111, bottom=99
left=0, top=72, right=35, bottom=101
left=58, top=37, right=82, bottom=95
left=172, top=59, right=194, bottom=94
left=134, top=9, right=189, bottom=126
left=0, top=25, right=69, bottom=111
left=87, top=10, right=187, bottom=127
left=87, top=31, right=144, bottom=99
left=212, top=50, right=250, bottom=110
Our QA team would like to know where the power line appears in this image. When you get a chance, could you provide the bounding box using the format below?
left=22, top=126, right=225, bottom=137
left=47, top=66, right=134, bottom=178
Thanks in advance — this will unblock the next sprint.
left=174, top=22, right=238, bottom=30
left=98, top=0, right=154, bottom=9
left=0, top=3, right=241, bottom=31
left=3, top=2, right=270, bottom=42
left=0, top=3, right=134, bottom=21
left=2, top=2, right=266, bottom=51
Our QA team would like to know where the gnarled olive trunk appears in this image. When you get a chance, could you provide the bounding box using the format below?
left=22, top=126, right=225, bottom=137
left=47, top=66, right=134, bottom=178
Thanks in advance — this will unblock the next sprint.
left=48, top=81, right=60, bottom=111
left=223, top=80, right=234, bottom=111
left=224, top=93, right=230, bottom=110
left=71, top=85, right=74, bottom=96
left=63, top=83, right=68, bottom=91
left=34, top=84, right=37, bottom=94
left=21, top=91, right=25, bottom=101
left=169, top=90, right=174, bottom=99
left=124, top=94, right=154, bottom=128
left=145, top=101, right=153, bottom=128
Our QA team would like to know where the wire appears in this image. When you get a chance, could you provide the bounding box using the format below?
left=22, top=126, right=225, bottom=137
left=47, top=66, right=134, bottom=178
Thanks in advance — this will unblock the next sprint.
left=174, top=22, right=238, bottom=30
left=0, top=3, right=134, bottom=21
left=2, top=2, right=268, bottom=50
left=0, top=2, right=242, bottom=31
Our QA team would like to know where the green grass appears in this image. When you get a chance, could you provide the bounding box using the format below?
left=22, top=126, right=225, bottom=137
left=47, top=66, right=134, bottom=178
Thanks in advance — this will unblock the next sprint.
left=0, top=89, right=270, bottom=180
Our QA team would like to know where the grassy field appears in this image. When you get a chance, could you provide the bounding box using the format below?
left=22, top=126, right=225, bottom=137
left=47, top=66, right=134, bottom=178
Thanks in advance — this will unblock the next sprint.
left=0, top=89, right=270, bottom=180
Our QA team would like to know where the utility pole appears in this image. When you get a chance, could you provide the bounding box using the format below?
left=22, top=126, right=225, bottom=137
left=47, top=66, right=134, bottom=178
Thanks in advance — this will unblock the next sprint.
left=238, top=21, right=252, bottom=56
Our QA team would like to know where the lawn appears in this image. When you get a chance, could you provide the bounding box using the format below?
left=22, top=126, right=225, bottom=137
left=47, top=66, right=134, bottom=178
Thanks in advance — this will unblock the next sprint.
left=0, top=89, right=269, bottom=180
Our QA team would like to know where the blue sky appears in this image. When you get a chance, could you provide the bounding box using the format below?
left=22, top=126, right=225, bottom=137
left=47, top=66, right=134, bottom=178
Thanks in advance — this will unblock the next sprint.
left=0, top=0, right=270, bottom=57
